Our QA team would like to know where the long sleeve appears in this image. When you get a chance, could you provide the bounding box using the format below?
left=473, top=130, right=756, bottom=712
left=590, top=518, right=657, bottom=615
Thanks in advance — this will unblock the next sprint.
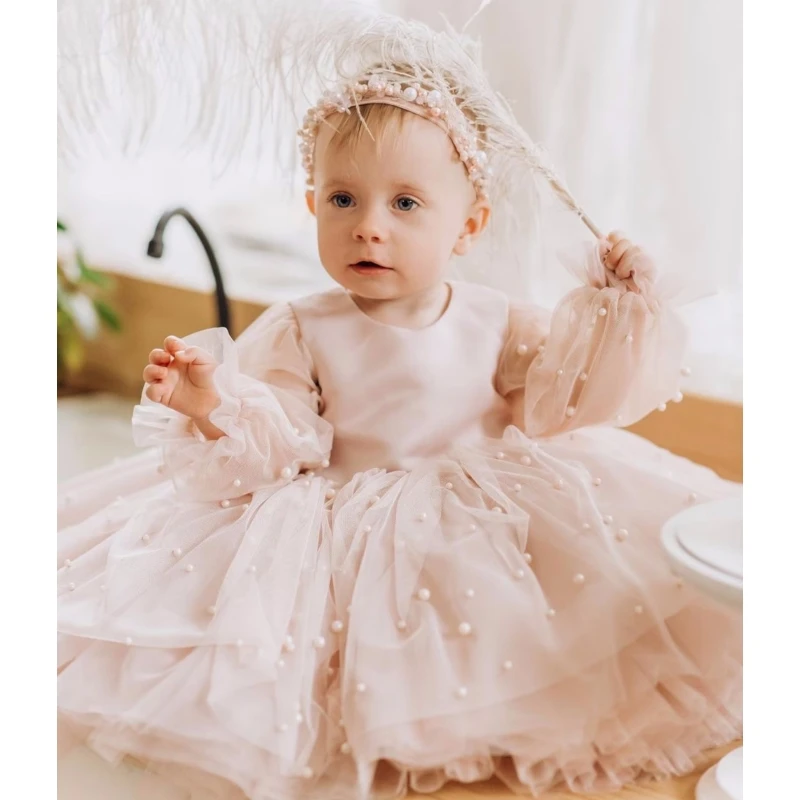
left=497, top=240, right=687, bottom=437
left=132, top=304, right=333, bottom=502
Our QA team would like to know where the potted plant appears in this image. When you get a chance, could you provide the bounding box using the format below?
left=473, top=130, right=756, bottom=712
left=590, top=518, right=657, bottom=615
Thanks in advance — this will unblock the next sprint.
left=57, top=220, right=121, bottom=392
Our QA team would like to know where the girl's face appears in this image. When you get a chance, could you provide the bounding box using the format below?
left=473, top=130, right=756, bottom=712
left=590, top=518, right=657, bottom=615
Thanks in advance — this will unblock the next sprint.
left=306, top=111, right=489, bottom=301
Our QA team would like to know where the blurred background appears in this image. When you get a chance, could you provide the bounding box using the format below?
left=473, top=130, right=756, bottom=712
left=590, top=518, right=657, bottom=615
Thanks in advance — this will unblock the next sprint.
left=57, top=0, right=742, bottom=482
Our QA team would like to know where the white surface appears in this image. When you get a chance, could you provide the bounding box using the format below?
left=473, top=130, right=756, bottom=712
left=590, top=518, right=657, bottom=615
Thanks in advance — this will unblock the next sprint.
left=58, top=393, right=139, bottom=481
left=661, top=498, right=743, bottom=610
left=660, top=500, right=743, bottom=800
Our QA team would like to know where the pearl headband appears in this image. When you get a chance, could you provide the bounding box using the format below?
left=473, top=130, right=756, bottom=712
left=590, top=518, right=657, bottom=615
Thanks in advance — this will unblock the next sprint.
left=298, top=73, right=490, bottom=199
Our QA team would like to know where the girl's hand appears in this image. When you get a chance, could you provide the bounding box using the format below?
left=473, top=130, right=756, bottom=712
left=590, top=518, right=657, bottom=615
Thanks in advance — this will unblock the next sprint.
left=143, top=336, right=221, bottom=421
left=603, top=231, right=654, bottom=281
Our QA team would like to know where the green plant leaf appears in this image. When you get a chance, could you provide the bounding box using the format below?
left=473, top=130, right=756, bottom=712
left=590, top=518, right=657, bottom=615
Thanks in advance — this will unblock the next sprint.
left=93, top=299, right=122, bottom=332
left=57, top=220, right=67, bottom=232
left=76, top=252, right=109, bottom=287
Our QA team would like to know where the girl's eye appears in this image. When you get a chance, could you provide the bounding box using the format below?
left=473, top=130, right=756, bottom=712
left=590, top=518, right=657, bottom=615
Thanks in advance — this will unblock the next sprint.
left=331, top=193, right=354, bottom=208
left=394, top=196, right=418, bottom=212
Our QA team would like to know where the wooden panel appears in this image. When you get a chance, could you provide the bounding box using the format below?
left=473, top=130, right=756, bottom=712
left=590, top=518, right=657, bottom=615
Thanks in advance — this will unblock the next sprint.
left=64, top=273, right=742, bottom=482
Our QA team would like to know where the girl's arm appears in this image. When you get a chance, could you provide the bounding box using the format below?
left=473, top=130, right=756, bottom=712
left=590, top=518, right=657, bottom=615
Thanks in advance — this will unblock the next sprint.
left=132, top=304, right=333, bottom=502
left=497, top=234, right=687, bottom=437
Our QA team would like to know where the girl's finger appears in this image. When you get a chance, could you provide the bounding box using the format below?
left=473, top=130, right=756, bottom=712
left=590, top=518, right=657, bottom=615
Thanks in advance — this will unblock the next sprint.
left=172, top=346, right=215, bottom=366
left=149, top=348, right=171, bottom=366
left=607, top=230, right=626, bottom=244
left=145, top=383, right=167, bottom=403
left=164, top=335, right=188, bottom=355
left=143, top=364, right=168, bottom=383
left=606, top=239, right=631, bottom=267
left=616, top=246, right=641, bottom=278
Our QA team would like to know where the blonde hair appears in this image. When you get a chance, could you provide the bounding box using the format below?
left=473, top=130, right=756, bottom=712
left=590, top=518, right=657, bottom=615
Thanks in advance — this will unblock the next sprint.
left=319, top=102, right=472, bottom=184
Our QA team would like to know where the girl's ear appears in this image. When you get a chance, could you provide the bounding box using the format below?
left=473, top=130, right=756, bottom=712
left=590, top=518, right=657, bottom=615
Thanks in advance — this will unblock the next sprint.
left=305, top=190, right=316, bottom=216
left=453, top=199, right=491, bottom=256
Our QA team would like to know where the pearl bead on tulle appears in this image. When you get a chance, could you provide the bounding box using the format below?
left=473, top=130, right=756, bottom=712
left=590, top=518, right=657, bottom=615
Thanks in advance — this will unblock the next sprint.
left=331, top=620, right=344, bottom=633
left=236, top=639, right=244, bottom=647
left=603, top=515, right=613, bottom=524
left=301, top=767, right=313, bottom=779
left=64, top=559, right=72, bottom=568
left=556, top=369, right=563, bottom=377
left=547, top=608, right=556, bottom=618
left=566, top=406, right=576, bottom=417
left=513, top=483, right=522, bottom=492
left=658, top=403, right=667, bottom=412
left=125, top=637, right=133, bottom=646
left=417, top=512, right=427, bottom=522
left=340, top=742, right=352, bottom=755
left=184, top=564, right=194, bottom=573
left=514, top=568, right=525, bottom=580
left=597, top=308, right=607, bottom=317
left=68, top=582, right=76, bottom=591
left=458, top=622, right=472, bottom=636
left=503, top=660, right=513, bottom=670
left=634, top=605, right=644, bottom=615
left=625, top=334, right=633, bottom=343
left=207, top=605, right=217, bottom=615
left=220, top=500, right=230, bottom=508
left=445, top=482, right=453, bottom=490
left=356, top=682, right=367, bottom=693
left=141, top=534, right=150, bottom=544
left=417, top=588, right=431, bottom=601
left=593, top=477, right=602, bottom=487
left=233, top=479, right=241, bottom=488
left=554, top=478, right=564, bottom=490
left=573, top=573, right=585, bottom=585
left=521, top=455, right=532, bottom=466
left=582, top=522, right=591, bottom=531
left=579, top=372, right=588, bottom=381
left=456, top=686, right=468, bottom=698
left=281, top=467, right=293, bottom=480
left=247, top=565, right=256, bottom=573
left=465, top=588, right=475, bottom=598
left=616, top=528, right=629, bottom=541
left=681, top=366, right=692, bottom=376
left=172, top=548, right=182, bottom=558
left=326, top=488, right=336, bottom=500
left=397, top=619, right=407, bottom=631
left=469, top=524, right=477, bottom=532
left=313, top=636, right=325, bottom=649
left=278, top=722, right=288, bottom=732
left=516, top=344, right=528, bottom=355
left=364, top=525, right=372, bottom=533
left=321, top=459, right=330, bottom=468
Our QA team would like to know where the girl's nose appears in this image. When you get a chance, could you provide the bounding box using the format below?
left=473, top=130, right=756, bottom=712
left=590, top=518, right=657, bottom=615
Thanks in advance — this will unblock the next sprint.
left=352, top=209, right=387, bottom=243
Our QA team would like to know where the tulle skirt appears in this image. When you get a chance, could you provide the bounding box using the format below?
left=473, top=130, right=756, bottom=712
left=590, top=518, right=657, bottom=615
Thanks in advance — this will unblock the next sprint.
left=58, top=425, right=742, bottom=798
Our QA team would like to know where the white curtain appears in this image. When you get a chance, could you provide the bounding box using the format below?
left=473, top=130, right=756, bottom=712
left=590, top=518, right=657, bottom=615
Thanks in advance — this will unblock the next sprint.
left=389, top=0, right=742, bottom=399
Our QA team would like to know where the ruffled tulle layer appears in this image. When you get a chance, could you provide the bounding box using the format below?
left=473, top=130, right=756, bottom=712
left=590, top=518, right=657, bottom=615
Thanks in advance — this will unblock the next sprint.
left=58, top=425, right=741, bottom=798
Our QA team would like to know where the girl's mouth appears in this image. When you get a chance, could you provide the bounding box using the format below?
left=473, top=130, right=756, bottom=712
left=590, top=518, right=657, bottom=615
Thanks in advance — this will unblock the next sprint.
left=350, top=260, right=392, bottom=273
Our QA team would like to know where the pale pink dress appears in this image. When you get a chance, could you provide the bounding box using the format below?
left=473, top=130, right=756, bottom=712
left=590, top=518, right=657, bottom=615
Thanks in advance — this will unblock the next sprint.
left=57, top=244, right=742, bottom=799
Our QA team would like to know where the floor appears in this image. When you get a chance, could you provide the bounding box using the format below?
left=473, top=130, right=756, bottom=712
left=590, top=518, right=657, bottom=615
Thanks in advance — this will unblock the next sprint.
left=57, top=395, right=736, bottom=799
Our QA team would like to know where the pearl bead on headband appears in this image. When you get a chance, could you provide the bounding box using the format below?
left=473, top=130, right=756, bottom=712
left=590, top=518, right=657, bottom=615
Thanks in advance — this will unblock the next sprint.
left=298, top=73, right=491, bottom=199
